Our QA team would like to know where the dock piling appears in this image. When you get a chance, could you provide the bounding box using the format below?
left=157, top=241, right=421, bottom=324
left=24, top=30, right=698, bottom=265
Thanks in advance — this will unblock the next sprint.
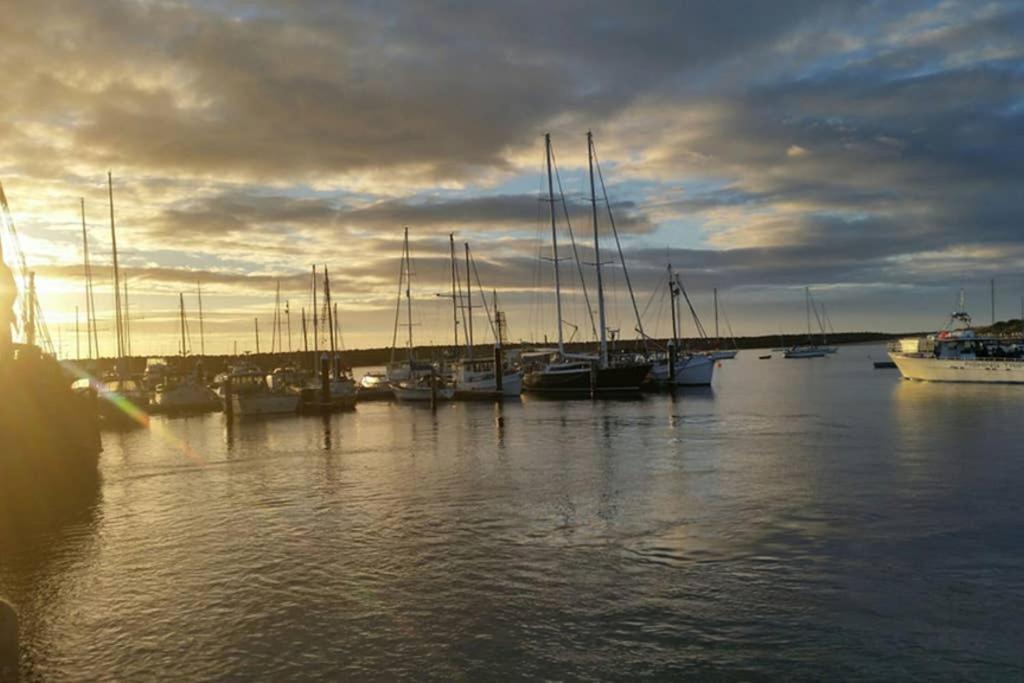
left=0, top=598, right=17, bottom=680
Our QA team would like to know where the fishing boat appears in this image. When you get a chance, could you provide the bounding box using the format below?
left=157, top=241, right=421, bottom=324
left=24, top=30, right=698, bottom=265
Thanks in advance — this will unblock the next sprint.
left=221, top=364, right=299, bottom=415
left=523, top=132, right=650, bottom=395
left=888, top=293, right=1024, bottom=383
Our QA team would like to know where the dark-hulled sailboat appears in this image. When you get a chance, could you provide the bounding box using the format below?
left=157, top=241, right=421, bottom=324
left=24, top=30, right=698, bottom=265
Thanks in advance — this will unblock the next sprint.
left=523, top=132, right=650, bottom=395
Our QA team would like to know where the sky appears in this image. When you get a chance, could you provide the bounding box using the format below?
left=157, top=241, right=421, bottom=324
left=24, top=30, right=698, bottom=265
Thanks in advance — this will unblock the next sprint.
left=1, top=0, right=1022, bottom=357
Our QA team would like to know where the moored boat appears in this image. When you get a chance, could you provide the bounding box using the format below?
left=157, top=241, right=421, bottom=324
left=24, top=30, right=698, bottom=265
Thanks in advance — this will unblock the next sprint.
left=888, top=300, right=1024, bottom=383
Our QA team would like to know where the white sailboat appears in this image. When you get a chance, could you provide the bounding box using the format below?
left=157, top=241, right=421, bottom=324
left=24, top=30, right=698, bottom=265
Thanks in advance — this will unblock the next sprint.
left=389, top=228, right=454, bottom=402
left=150, top=293, right=219, bottom=414
left=785, top=288, right=828, bottom=359
left=647, top=264, right=716, bottom=386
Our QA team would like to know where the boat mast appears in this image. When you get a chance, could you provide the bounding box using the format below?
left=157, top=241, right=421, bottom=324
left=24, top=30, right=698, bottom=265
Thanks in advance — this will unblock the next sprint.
left=449, top=233, right=459, bottom=351
left=254, top=317, right=260, bottom=354
left=587, top=131, right=608, bottom=367
left=123, top=278, right=131, bottom=358
left=404, top=227, right=414, bottom=361
left=311, top=265, right=318, bottom=358
left=286, top=300, right=292, bottom=353
left=196, top=280, right=205, bottom=356
left=324, top=266, right=336, bottom=375
left=545, top=134, right=564, bottom=354
left=668, top=264, right=678, bottom=347
left=80, top=198, right=99, bottom=358
left=465, top=242, right=474, bottom=359
left=179, top=292, right=187, bottom=357
left=108, top=172, right=124, bottom=360
left=805, top=286, right=812, bottom=342
left=714, top=288, right=719, bottom=347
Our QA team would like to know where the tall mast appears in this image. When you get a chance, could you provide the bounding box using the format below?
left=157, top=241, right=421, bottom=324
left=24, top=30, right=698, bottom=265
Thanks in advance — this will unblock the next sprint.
left=333, top=302, right=339, bottom=352
left=311, top=265, right=318, bottom=356
left=714, top=288, right=719, bottom=345
left=805, top=287, right=812, bottom=340
left=301, top=308, right=308, bottom=353
left=465, top=242, right=474, bottom=359
left=324, top=266, right=336, bottom=377
left=75, top=306, right=80, bottom=359
left=108, top=172, right=124, bottom=360
left=254, top=317, right=260, bottom=354
left=545, top=133, right=564, bottom=353
left=449, top=233, right=459, bottom=350
left=668, top=264, right=678, bottom=346
left=26, top=273, right=36, bottom=347
left=404, top=227, right=414, bottom=360
left=80, top=198, right=99, bottom=358
left=587, top=131, right=608, bottom=366
left=179, top=292, right=187, bottom=356
left=123, top=278, right=131, bottom=358
left=285, top=300, right=292, bottom=352
left=196, top=280, right=205, bottom=356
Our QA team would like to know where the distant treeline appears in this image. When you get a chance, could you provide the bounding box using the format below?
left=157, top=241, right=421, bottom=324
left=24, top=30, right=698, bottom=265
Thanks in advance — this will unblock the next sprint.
left=77, top=331, right=907, bottom=375
left=976, top=319, right=1024, bottom=336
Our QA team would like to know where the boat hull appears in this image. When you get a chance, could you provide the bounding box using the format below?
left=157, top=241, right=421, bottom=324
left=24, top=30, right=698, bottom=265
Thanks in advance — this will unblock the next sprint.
left=523, top=363, right=651, bottom=394
left=889, top=352, right=1024, bottom=383
left=707, top=350, right=738, bottom=360
left=230, top=393, right=300, bottom=415
left=784, top=348, right=827, bottom=358
left=151, top=384, right=221, bottom=415
left=649, top=355, right=715, bottom=386
left=392, top=384, right=455, bottom=401
left=455, top=371, right=522, bottom=399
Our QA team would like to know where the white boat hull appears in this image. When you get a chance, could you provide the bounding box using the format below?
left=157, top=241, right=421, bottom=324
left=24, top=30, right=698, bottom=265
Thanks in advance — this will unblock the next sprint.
left=649, top=355, right=715, bottom=386
left=392, top=384, right=455, bottom=401
left=231, top=393, right=300, bottom=415
left=153, top=384, right=220, bottom=413
left=455, top=371, right=523, bottom=397
left=785, top=348, right=827, bottom=358
left=889, top=352, right=1024, bottom=383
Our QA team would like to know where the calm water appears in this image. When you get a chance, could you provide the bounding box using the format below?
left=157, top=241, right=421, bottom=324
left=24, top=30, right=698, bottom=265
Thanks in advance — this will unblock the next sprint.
left=3, top=344, right=1024, bottom=680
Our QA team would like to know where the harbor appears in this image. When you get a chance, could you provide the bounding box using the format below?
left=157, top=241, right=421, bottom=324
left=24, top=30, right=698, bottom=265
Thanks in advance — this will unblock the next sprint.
left=4, top=0, right=1024, bottom=677
left=4, top=346, right=1024, bottom=679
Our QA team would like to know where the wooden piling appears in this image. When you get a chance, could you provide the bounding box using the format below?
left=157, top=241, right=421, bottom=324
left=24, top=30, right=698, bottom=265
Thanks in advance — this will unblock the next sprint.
left=0, top=598, right=17, bottom=680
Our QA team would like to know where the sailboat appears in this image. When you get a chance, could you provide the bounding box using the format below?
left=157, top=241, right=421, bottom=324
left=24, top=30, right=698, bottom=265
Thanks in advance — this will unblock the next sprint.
left=300, top=266, right=357, bottom=412
left=647, top=264, right=716, bottom=386
left=150, top=293, right=220, bottom=415
left=450, top=240, right=522, bottom=399
left=784, top=287, right=827, bottom=358
left=522, top=132, right=650, bottom=395
left=706, top=288, right=739, bottom=360
left=389, top=228, right=454, bottom=402
left=97, top=172, right=149, bottom=424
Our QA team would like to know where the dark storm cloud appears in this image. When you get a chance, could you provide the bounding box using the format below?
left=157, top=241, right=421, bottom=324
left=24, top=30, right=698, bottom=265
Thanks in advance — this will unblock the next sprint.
left=0, top=0, right=837, bottom=181
left=145, top=192, right=652, bottom=240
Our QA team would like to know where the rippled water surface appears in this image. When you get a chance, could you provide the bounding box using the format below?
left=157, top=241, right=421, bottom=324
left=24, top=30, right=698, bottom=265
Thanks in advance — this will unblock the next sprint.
left=3, top=344, right=1024, bottom=679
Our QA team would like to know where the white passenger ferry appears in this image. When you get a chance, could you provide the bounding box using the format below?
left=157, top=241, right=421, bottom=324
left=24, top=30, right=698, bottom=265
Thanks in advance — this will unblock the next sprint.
left=888, top=306, right=1024, bottom=383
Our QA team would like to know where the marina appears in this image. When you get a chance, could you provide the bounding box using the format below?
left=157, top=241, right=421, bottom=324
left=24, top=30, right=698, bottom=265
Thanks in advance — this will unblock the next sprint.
left=3, top=1, right=1022, bottom=677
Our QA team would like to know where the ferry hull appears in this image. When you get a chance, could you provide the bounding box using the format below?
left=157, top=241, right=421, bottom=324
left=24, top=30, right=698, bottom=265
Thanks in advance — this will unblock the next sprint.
left=889, top=352, right=1024, bottom=383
